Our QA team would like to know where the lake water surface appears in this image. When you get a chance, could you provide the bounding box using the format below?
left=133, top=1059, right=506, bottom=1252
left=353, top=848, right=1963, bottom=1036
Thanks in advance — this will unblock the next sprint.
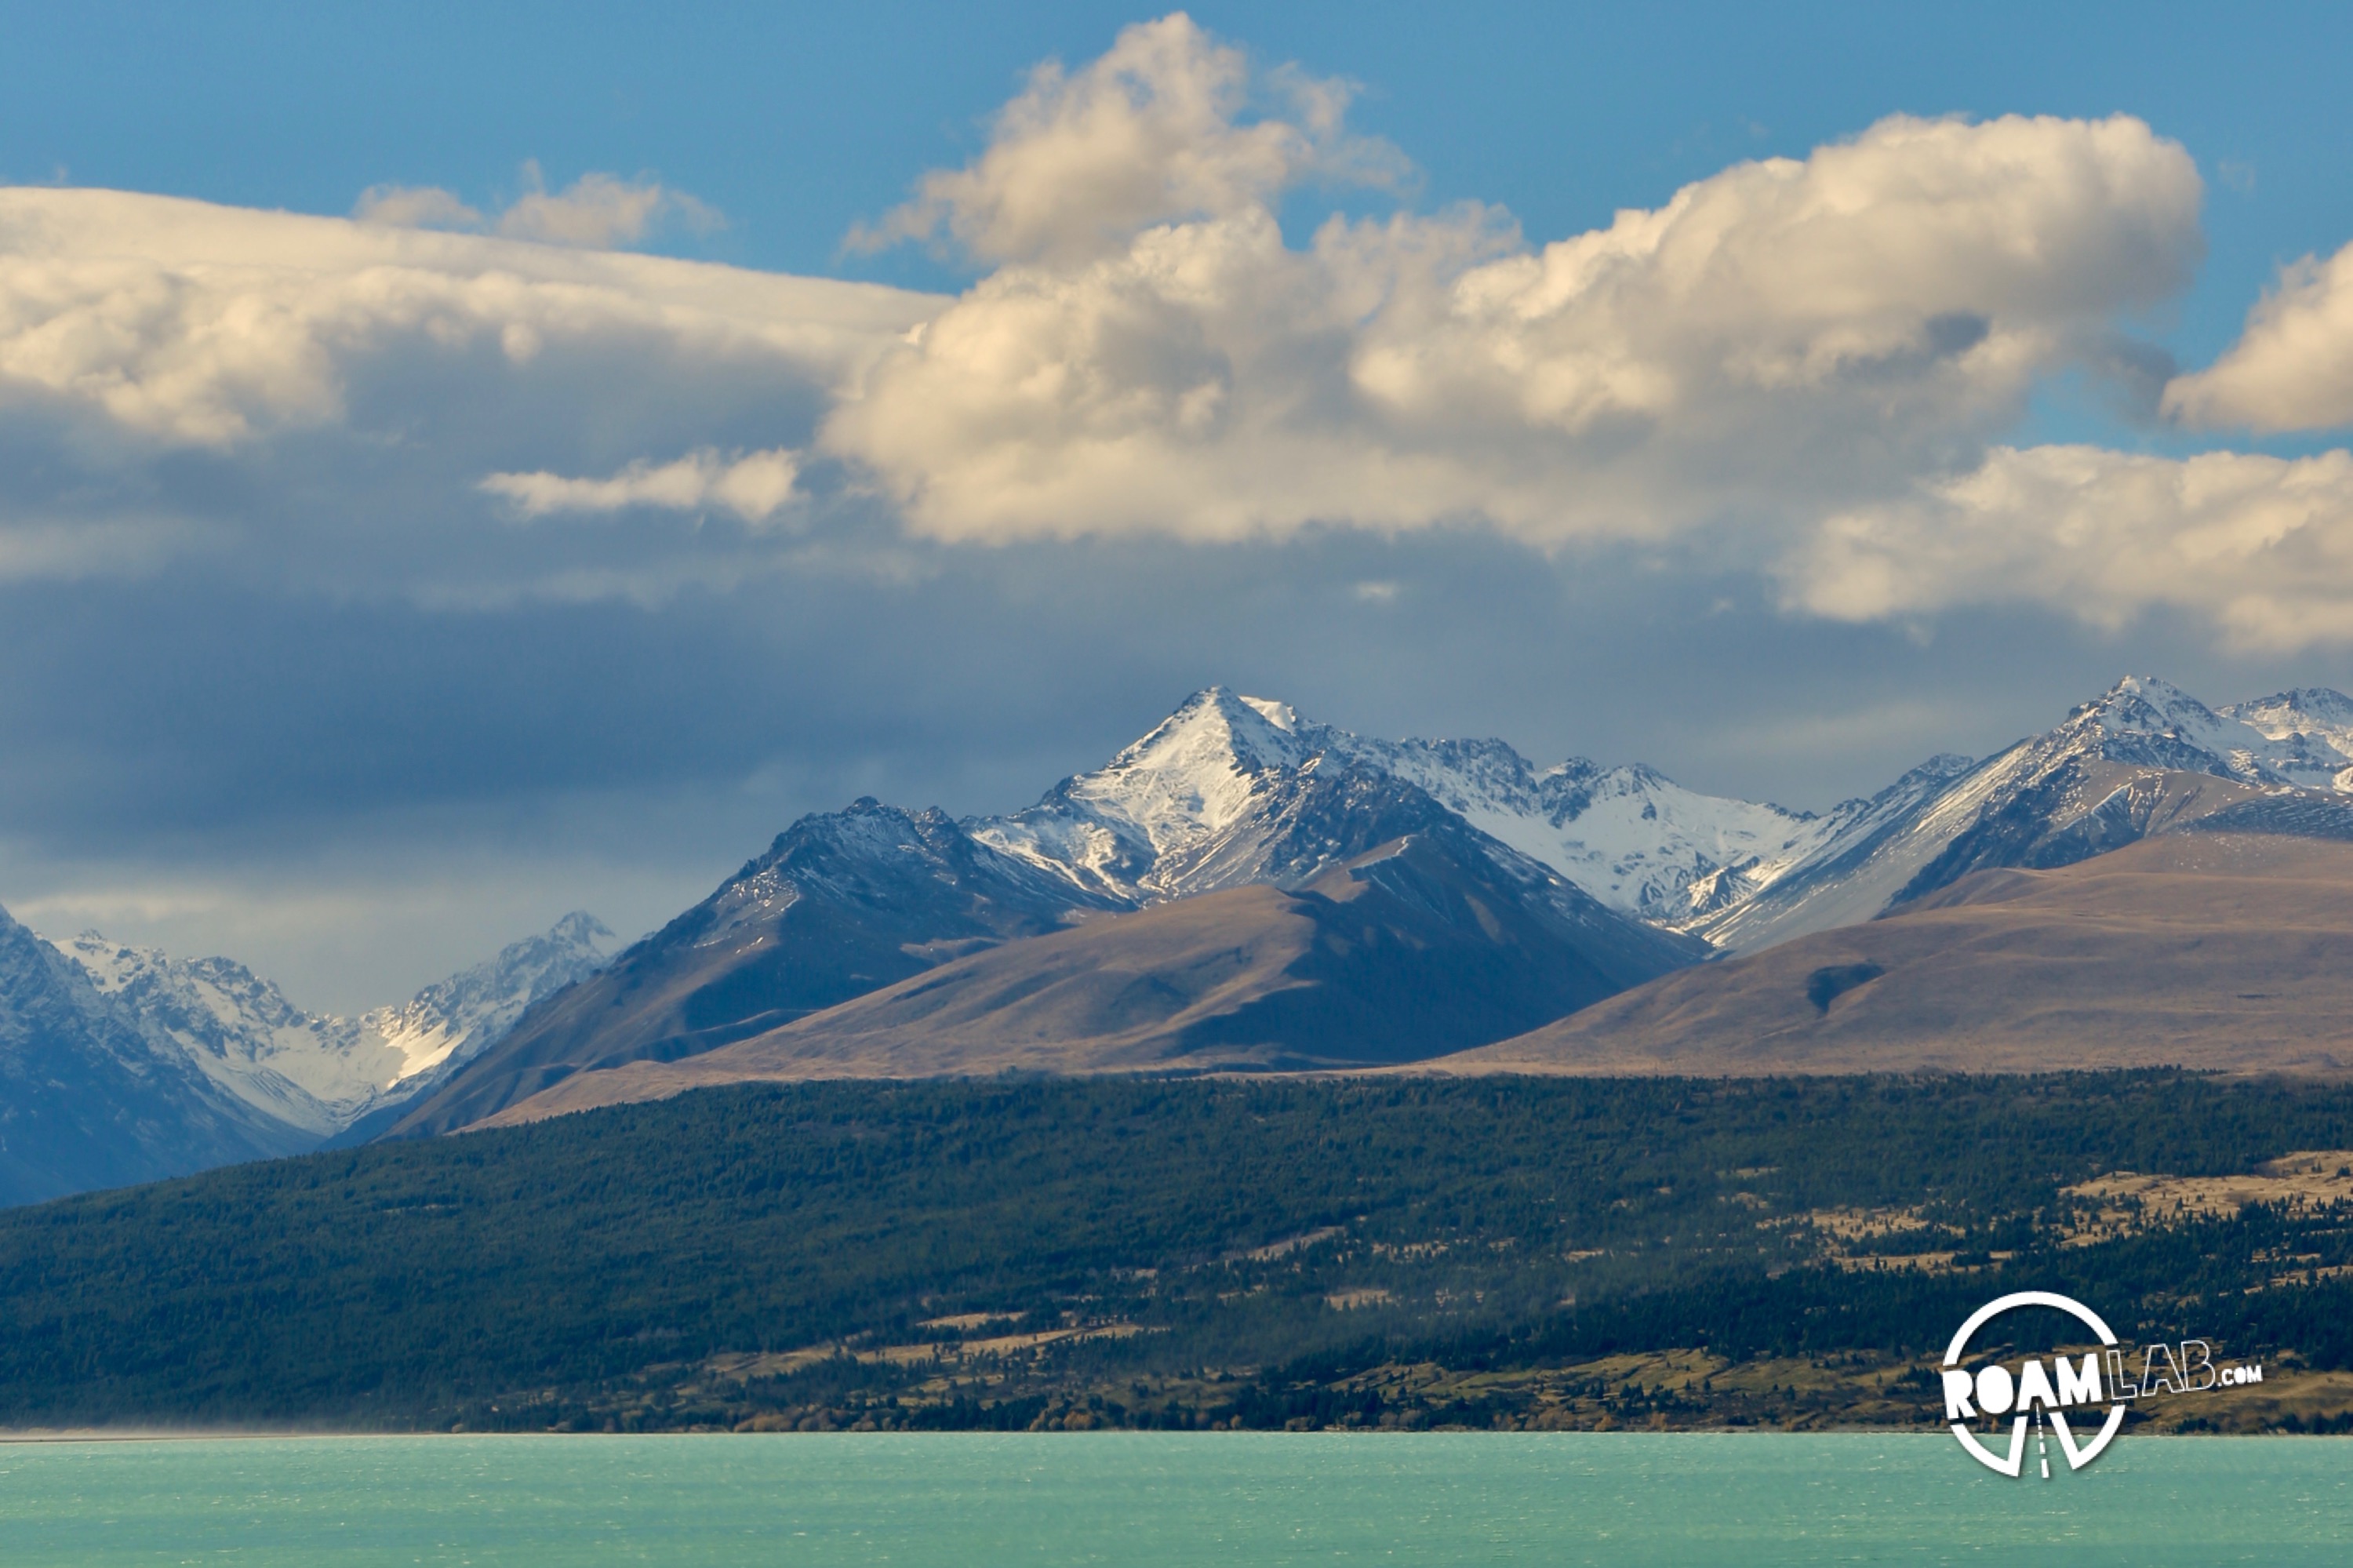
left=0, top=1432, right=2344, bottom=1565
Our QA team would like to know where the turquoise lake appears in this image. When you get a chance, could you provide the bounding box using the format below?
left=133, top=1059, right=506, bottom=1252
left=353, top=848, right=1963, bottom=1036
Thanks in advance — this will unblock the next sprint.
left=0, top=1432, right=2344, bottom=1565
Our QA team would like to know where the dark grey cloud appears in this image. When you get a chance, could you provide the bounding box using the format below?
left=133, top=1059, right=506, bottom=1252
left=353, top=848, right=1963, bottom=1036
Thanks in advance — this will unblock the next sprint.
left=5, top=506, right=2346, bottom=1011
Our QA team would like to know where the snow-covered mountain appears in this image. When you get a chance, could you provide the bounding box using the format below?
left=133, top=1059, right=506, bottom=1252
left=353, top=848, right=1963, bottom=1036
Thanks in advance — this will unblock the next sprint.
left=399, top=766, right=1716, bottom=1133
left=24, top=670, right=2353, bottom=1176
left=973, top=678, right=2353, bottom=959
left=1692, top=676, right=2353, bottom=952
left=365, top=911, right=620, bottom=1093
left=434, top=672, right=2353, bottom=1130
left=2058, top=675, right=2353, bottom=789
left=970, top=688, right=1983, bottom=940
left=972, top=688, right=1864, bottom=923
left=2218, top=687, right=2353, bottom=792
left=1, top=902, right=315, bottom=1207
left=52, top=912, right=615, bottom=1138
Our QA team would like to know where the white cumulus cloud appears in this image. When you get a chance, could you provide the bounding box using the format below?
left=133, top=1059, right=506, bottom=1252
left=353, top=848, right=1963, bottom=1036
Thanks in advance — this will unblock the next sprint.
left=826, top=20, right=2204, bottom=548
left=2164, top=237, right=2353, bottom=431
left=483, top=448, right=801, bottom=524
left=849, top=13, right=1403, bottom=266
left=351, top=184, right=486, bottom=231
left=494, top=163, right=723, bottom=249
left=1785, top=444, right=2353, bottom=649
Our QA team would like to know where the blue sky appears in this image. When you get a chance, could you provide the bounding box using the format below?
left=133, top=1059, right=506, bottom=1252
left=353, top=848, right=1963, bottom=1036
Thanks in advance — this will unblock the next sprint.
left=13, top=1, right=2348, bottom=370
left=5, top=3, right=2353, bottom=1007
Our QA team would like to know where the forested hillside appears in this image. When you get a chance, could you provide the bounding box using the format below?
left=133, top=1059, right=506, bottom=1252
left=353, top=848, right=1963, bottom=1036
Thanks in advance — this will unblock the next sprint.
left=3, top=1073, right=2351, bottom=1434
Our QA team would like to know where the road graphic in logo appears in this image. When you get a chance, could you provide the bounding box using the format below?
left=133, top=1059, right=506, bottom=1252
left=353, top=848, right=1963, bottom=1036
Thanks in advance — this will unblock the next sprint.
left=1940, top=1290, right=2264, bottom=1478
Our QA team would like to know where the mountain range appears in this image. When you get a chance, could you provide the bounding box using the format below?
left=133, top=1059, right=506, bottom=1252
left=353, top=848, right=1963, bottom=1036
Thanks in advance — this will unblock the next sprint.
left=11, top=673, right=2353, bottom=1195
left=466, top=816, right=1707, bottom=1126
left=0, top=911, right=612, bottom=1204
left=440, top=674, right=2353, bottom=1130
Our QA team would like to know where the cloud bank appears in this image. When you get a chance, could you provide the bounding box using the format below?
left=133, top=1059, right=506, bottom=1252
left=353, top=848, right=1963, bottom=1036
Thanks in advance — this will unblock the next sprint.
left=1, top=13, right=2351, bottom=649
left=831, top=69, right=2203, bottom=547
left=0, top=186, right=926, bottom=450
left=1790, top=446, right=2353, bottom=649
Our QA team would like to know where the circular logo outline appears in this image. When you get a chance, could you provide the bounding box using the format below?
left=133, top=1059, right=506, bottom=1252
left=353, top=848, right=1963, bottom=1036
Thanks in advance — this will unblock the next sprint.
left=1942, top=1290, right=2126, bottom=1475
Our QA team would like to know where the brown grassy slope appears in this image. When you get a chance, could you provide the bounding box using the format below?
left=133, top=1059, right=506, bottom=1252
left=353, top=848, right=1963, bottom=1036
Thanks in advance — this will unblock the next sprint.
left=476, top=831, right=1703, bottom=1127
left=1435, top=833, right=2353, bottom=1076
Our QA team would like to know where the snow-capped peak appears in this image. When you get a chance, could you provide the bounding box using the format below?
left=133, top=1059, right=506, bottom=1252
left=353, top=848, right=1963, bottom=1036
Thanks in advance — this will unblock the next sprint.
left=973, top=688, right=1334, bottom=898
left=973, top=673, right=2353, bottom=951
left=365, top=911, right=616, bottom=1084
left=2072, top=676, right=2267, bottom=769
left=975, top=687, right=1849, bottom=921
left=2228, top=686, right=2353, bottom=733
left=1104, top=686, right=1319, bottom=799
left=1334, top=734, right=1832, bottom=923
left=50, top=932, right=398, bottom=1135
left=2219, top=686, right=2353, bottom=793
left=2086, top=673, right=2212, bottom=726
left=2063, top=675, right=2353, bottom=791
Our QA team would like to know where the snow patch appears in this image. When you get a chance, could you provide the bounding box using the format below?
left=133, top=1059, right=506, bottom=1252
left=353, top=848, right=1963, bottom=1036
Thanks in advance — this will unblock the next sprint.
left=48, top=912, right=616, bottom=1135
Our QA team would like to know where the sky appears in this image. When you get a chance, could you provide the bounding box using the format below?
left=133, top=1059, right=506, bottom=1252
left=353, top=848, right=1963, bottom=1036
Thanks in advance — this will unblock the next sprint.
left=6, top=2, right=2353, bottom=1011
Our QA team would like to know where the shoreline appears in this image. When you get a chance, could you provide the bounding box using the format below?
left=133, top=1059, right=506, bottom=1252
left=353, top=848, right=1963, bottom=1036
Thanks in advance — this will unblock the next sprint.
left=6, top=1427, right=2348, bottom=1444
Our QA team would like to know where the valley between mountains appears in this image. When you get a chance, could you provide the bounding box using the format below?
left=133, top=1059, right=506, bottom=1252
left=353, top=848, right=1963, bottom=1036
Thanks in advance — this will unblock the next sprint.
left=8, top=674, right=2353, bottom=1201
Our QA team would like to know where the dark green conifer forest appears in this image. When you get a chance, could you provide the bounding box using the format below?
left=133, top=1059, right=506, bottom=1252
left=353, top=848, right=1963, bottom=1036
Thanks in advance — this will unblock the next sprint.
left=2, top=1072, right=2348, bottom=1433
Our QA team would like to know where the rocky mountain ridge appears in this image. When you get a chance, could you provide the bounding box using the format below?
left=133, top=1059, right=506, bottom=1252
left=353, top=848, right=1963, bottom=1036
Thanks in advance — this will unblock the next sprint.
left=379, top=802, right=1133, bottom=1137
left=53, top=913, right=616, bottom=1138
left=972, top=689, right=1853, bottom=922
left=1693, top=677, right=2353, bottom=952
